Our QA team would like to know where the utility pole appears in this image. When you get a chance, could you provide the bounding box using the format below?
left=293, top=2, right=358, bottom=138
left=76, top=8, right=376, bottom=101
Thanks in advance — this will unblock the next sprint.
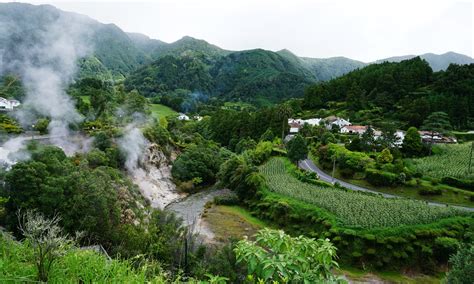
left=332, top=155, right=336, bottom=183
left=469, top=141, right=474, bottom=174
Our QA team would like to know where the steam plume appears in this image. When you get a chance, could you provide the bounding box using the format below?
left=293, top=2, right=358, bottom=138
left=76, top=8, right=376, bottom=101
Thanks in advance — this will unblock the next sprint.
left=0, top=6, right=93, bottom=161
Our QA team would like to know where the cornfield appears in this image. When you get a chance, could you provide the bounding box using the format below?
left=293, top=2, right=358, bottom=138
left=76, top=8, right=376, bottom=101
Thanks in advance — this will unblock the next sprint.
left=260, top=158, right=467, bottom=229
left=408, top=143, right=474, bottom=180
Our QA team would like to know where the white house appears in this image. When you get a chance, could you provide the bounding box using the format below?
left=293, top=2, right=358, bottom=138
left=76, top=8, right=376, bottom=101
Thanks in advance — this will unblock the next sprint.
left=193, top=115, right=203, bottom=121
left=340, top=125, right=368, bottom=135
left=325, top=116, right=351, bottom=129
left=0, top=97, right=20, bottom=110
left=177, top=113, right=190, bottom=121
left=303, top=118, right=323, bottom=126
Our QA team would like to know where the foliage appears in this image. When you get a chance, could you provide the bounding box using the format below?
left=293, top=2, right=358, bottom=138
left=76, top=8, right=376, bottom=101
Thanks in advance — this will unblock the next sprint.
left=2, top=145, right=146, bottom=254
left=365, top=168, right=399, bottom=187
left=0, top=114, right=22, bottom=134
left=422, top=111, right=453, bottom=135
left=260, top=158, right=467, bottom=228
left=402, top=127, right=425, bottom=157
left=287, top=135, right=308, bottom=163
left=304, top=58, right=474, bottom=129
left=446, top=244, right=474, bottom=284
left=18, top=210, right=73, bottom=282
left=35, top=118, right=50, bottom=135
left=377, top=148, right=394, bottom=164
left=234, top=228, right=343, bottom=283
left=171, top=142, right=223, bottom=184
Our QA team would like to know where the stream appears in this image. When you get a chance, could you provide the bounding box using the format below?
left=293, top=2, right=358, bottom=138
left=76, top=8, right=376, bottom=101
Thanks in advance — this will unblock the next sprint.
left=166, top=189, right=231, bottom=241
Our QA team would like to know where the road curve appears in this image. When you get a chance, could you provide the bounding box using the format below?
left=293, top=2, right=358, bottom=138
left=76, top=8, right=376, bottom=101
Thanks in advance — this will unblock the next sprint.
left=299, top=159, right=474, bottom=212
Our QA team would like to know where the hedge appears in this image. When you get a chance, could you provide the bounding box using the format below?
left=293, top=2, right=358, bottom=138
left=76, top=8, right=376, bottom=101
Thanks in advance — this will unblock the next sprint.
left=441, top=176, right=474, bottom=192
left=365, top=169, right=399, bottom=187
left=247, top=189, right=474, bottom=272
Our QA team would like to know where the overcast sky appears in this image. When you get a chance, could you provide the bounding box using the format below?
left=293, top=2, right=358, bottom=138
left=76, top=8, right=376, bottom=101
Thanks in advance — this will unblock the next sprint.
left=3, top=0, right=473, bottom=62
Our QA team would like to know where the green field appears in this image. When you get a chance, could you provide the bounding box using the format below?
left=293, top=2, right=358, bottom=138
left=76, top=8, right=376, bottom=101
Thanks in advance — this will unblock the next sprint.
left=150, top=104, right=178, bottom=119
left=408, top=143, right=474, bottom=180
left=260, top=158, right=467, bottom=229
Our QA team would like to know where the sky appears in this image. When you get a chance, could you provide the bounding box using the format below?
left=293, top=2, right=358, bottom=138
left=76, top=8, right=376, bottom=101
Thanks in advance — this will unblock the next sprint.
left=2, top=0, right=473, bottom=62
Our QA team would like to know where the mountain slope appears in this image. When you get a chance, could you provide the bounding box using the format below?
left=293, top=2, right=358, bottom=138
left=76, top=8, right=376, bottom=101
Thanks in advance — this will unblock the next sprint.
left=376, top=52, right=474, bottom=71
left=125, top=48, right=317, bottom=105
left=0, top=3, right=149, bottom=78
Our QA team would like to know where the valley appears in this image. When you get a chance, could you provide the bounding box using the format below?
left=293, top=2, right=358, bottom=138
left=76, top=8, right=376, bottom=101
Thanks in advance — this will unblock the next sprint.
left=0, top=2, right=473, bottom=283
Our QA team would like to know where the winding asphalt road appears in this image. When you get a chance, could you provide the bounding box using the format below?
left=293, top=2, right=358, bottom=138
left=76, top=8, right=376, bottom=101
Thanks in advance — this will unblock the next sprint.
left=299, top=159, right=474, bottom=212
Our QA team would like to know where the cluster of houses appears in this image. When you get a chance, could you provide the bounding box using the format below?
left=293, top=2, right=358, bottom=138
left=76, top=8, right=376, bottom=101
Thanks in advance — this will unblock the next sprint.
left=0, top=97, right=20, bottom=110
left=177, top=113, right=203, bottom=121
left=288, top=116, right=457, bottom=145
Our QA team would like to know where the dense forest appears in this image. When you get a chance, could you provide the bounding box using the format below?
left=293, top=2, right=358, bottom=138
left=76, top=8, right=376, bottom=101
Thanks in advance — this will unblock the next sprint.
left=304, top=57, right=474, bottom=129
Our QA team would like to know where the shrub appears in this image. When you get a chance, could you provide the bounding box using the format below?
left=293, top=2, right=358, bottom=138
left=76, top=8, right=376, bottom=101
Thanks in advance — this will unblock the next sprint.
left=418, top=187, right=442, bottom=196
left=441, top=177, right=474, bottom=192
left=365, top=169, right=399, bottom=187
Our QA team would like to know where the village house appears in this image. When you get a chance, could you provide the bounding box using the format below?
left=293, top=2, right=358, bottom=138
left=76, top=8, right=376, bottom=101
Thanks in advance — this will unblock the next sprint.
left=177, top=113, right=190, bottom=121
left=324, top=115, right=351, bottom=129
left=340, top=125, right=368, bottom=135
left=418, top=131, right=457, bottom=144
left=0, top=97, right=20, bottom=110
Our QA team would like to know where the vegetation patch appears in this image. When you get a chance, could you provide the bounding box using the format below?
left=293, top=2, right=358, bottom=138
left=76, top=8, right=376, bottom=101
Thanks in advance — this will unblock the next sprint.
left=261, top=157, right=467, bottom=228
left=203, top=205, right=266, bottom=242
left=407, top=144, right=474, bottom=180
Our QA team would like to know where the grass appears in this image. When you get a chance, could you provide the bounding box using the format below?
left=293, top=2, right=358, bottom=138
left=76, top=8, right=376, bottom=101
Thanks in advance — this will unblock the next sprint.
left=261, top=157, right=468, bottom=228
left=150, top=104, right=178, bottom=119
left=0, top=233, right=169, bottom=283
left=336, top=266, right=443, bottom=283
left=203, top=205, right=268, bottom=242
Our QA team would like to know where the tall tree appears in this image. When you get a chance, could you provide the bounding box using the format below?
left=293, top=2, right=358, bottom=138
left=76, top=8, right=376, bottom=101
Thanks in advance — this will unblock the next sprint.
left=287, top=135, right=308, bottom=164
left=422, top=112, right=452, bottom=154
left=278, top=104, right=293, bottom=140
left=402, top=127, right=424, bottom=157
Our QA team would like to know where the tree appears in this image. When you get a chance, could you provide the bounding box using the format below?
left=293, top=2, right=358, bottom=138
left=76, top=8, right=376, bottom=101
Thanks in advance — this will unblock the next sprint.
left=446, top=244, right=474, bottom=284
left=171, top=143, right=223, bottom=184
left=259, top=128, right=275, bottom=142
left=35, top=118, right=50, bottom=135
left=234, top=229, right=341, bottom=283
left=379, top=124, right=400, bottom=149
left=278, top=104, right=292, bottom=140
left=402, top=127, right=423, bottom=157
left=18, top=210, right=73, bottom=282
left=287, top=135, right=308, bottom=164
left=377, top=148, right=394, bottom=164
left=360, top=126, right=376, bottom=152
left=422, top=112, right=453, bottom=154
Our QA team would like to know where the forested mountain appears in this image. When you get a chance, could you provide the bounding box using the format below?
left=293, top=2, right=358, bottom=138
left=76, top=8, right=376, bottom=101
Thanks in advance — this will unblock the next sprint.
left=376, top=52, right=474, bottom=71
left=304, top=57, right=474, bottom=129
left=1, top=2, right=473, bottom=105
left=125, top=49, right=316, bottom=105
left=277, top=49, right=367, bottom=81
left=0, top=2, right=149, bottom=78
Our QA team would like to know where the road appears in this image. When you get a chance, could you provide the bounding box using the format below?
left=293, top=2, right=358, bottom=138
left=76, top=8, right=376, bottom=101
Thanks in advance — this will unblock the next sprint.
left=299, top=158, right=474, bottom=212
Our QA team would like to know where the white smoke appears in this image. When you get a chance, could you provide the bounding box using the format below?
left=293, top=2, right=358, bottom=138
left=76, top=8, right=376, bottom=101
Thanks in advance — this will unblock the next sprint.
left=0, top=6, right=93, bottom=164
left=118, top=124, right=149, bottom=172
left=0, top=137, right=29, bottom=168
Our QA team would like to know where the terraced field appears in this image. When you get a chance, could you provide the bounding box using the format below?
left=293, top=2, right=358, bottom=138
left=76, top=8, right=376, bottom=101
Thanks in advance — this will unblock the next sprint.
left=408, top=143, right=474, bottom=180
left=260, top=158, right=468, bottom=229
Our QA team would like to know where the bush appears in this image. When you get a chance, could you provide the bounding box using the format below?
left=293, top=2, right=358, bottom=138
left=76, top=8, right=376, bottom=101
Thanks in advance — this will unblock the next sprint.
left=365, top=169, right=399, bottom=187
left=213, top=194, right=239, bottom=206
left=418, top=187, right=442, bottom=196
left=446, top=244, right=474, bottom=284
left=441, top=177, right=474, bottom=192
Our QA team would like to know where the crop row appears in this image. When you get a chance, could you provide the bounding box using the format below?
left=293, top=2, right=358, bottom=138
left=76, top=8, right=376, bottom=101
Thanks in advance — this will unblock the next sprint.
left=260, top=158, right=467, bottom=229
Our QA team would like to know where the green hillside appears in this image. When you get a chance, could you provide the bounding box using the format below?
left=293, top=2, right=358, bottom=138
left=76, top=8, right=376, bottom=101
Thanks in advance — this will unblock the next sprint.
left=304, top=57, right=474, bottom=129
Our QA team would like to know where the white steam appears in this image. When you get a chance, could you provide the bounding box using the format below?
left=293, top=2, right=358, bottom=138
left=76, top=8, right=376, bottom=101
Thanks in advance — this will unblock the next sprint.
left=0, top=8, right=93, bottom=163
left=118, top=124, right=149, bottom=172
